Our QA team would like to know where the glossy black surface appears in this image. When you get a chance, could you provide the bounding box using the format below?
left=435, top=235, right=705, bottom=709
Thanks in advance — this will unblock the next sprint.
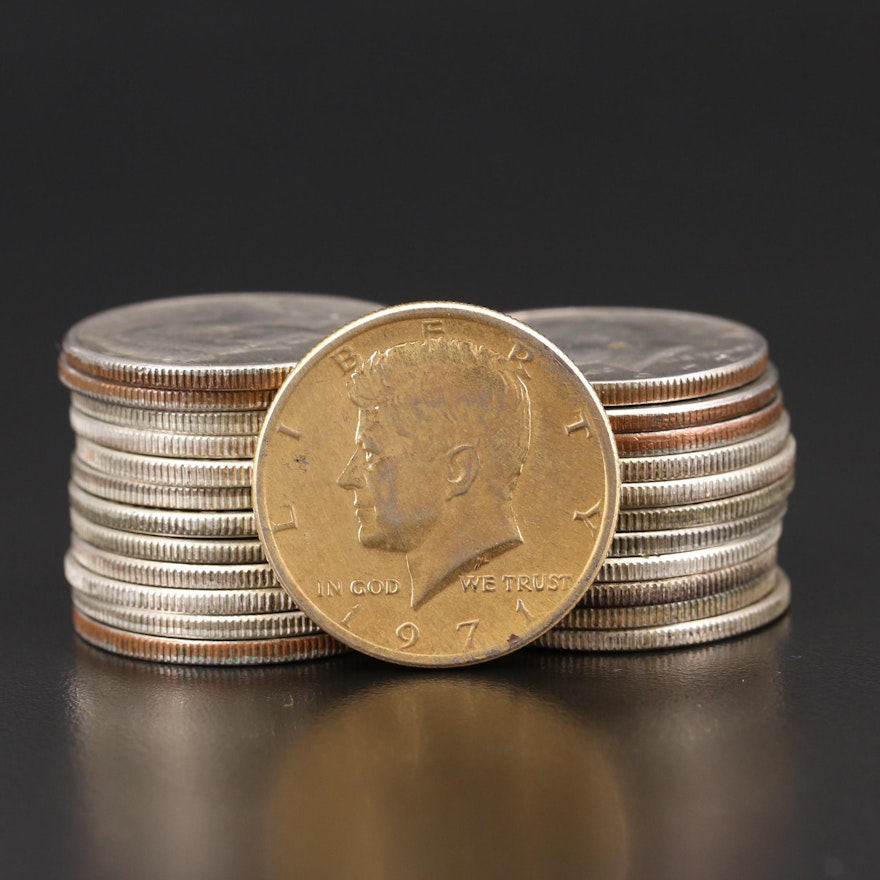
left=2, top=4, right=877, bottom=878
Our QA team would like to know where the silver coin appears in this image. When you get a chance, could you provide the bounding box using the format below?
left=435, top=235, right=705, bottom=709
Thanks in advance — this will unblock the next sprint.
left=70, top=408, right=258, bottom=459
left=74, top=437, right=253, bottom=488
left=65, top=552, right=294, bottom=614
left=68, top=482, right=258, bottom=538
left=62, top=292, right=383, bottom=390
left=608, top=503, right=786, bottom=557
left=580, top=546, right=777, bottom=607
left=560, top=566, right=777, bottom=629
left=69, top=535, right=277, bottom=589
left=615, top=472, right=795, bottom=531
left=619, top=414, right=790, bottom=482
left=72, top=607, right=347, bottom=665
left=510, top=306, right=768, bottom=406
left=71, top=594, right=321, bottom=641
left=71, top=392, right=265, bottom=435
left=70, top=509, right=265, bottom=564
left=536, top=568, right=790, bottom=651
left=620, top=436, right=795, bottom=508
left=597, top=522, right=781, bottom=583
left=605, top=365, right=780, bottom=433
left=59, top=357, right=278, bottom=411
left=71, top=456, right=253, bottom=510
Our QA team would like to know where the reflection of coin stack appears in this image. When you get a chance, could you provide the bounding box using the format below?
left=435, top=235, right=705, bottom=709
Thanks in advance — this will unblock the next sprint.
left=59, top=293, right=381, bottom=664
left=512, top=307, right=795, bottom=651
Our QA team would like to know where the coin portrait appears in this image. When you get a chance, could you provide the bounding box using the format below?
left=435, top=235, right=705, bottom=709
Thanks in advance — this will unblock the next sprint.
left=336, top=337, right=531, bottom=610
left=254, top=303, right=620, bottom=666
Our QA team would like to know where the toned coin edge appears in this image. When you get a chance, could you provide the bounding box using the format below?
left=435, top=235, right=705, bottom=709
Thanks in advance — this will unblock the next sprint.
left=70, top=509, right=265, bottom=564
left=72, top=606, right=347, bottom=665
left=59, top=356, right=276, bottom=411
left=509, top=306, right=769, bottom=406
left=559, top=566, right=777, bottom=629
left=68, top=482, right=258, bottom=537
left=614, top=397, right=785, bottom=456
left=605, top=365, right=779, bottom=433
left=536, top=568, right=790, bottom=651
left=618, top=414, right=790, bottom=482
left=254, top=301, right=620, bottom=667
left=581, top=545, right=778, bottom=607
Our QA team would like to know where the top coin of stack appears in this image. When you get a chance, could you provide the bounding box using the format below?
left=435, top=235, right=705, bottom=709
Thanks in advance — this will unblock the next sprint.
left=59, top=292, right=383, bottom=665
left=510, top=307, right=795, bottom=652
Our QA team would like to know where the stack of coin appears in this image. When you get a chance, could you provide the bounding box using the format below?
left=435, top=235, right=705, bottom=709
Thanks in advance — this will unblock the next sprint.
left=59, top=292, right=382, bottom=664
left=511, top=307, right=795, bottom=652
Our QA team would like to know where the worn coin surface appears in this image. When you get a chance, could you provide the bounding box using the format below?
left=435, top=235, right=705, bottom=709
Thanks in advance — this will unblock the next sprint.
left=72, top=607, right=347, bottom=665
left=254, top=302, right=620, bottom=667
left=510, top=306, right=769, bottom=406
left=536, top=567, right=790, bottom=651
left=62, top=292, right=383, bottom=390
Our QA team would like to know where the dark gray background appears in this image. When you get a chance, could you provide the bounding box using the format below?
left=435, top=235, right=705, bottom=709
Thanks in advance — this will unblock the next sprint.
left=2, top=3, right=877, bottom=879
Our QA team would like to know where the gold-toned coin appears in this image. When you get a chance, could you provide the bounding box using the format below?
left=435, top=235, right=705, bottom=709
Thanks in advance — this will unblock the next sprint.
left=72, top=606, right=347, bottom=665
left=254, top=302, right=620, bottom=667
left=536, top=568, right=790, bottom=651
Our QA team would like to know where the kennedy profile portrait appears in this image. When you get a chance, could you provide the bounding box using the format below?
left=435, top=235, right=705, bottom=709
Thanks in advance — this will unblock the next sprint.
left=337, top=336, right=532, bottom=610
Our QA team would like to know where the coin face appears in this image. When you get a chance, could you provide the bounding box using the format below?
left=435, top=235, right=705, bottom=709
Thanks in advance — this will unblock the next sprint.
left=254, top=303, right=620, bottom=666
left=62, top=292, right=383, bottom=390
left=510, top=306, right=768, bottom=406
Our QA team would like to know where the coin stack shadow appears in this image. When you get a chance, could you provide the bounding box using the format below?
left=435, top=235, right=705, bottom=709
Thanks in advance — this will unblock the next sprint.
left=512, top=307, right=795, bottom=652
left=59, top=293, right=381, bottom=665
